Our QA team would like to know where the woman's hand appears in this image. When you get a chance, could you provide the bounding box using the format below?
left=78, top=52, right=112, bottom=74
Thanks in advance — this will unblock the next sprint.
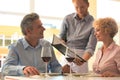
left=101, top=71, right=120, bottom=77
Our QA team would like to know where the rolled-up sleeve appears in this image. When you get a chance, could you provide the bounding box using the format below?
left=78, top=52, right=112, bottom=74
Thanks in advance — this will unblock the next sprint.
left=85, top=28, right=97, bottom=55
left=115, top=50, right=120, bottom=73
left=59, top=16, right=68, bottom=41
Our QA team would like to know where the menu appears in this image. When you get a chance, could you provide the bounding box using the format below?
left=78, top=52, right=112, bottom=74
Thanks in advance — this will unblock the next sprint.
left=51, top=34, right=86, bottom=62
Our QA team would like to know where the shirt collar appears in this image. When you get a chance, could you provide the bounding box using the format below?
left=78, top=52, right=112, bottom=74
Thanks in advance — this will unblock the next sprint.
left=22, top=38, right=41, bottom=49
left=107, top=41, right=116, bottom=49
left=22, top=38, right=29, bottom=49
left=73, top=13, right=90, bottom=22
left=101, top=41, right=115, bottom=50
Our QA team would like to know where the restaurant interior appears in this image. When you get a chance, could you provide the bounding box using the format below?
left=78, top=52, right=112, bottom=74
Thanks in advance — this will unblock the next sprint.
left=0, top=0, right=120, bottom=79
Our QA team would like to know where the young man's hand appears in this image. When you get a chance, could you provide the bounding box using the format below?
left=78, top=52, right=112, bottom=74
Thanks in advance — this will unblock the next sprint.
left=73, top=58, right=84, bottom=66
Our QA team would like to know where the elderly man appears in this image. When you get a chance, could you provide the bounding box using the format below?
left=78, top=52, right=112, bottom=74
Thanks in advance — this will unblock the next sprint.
left=2, top=13, right=62, bottom=76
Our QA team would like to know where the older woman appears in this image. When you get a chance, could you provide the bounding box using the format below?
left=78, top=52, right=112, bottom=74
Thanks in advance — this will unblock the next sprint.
left=93, top=17, right=120, bottom=77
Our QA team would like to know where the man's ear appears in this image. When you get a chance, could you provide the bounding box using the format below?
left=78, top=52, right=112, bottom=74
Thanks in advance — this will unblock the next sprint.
left=26, top=28, right=32, bottom=34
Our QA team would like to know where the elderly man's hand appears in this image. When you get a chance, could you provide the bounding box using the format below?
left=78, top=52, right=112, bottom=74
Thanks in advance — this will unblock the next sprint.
left=23, top=66, right=40, bottom=76
left=62, top=64, right=74, bottom=73
left=62, top=64, right=70, bottom=73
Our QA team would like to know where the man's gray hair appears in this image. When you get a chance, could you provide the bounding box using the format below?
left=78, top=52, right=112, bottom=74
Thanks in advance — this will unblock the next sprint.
left=20, top=13, right=39, bottom=35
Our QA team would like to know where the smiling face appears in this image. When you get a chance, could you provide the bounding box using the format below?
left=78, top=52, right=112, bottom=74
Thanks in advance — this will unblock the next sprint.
left=94, top=27, right=108, bottom=41
left=93, top=17, right=118, bottom=42
left=73, top=0, right=89, bottom=18
left=27, top=19, right=45, bottom=40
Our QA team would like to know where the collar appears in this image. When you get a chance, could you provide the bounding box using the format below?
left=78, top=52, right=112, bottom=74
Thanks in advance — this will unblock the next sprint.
left=101, top=41, right=116, bottom=50
left=22, top=38, right=29, bottom=49
left=22, top=38, right=41, bottom=49
left=73, top=13, right=90, bottom=22
left=107, top=41, right=116, bottom=49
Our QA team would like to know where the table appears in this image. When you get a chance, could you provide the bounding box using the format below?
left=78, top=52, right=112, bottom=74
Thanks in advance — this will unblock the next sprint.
left=4, top=74, right=120, bottom=80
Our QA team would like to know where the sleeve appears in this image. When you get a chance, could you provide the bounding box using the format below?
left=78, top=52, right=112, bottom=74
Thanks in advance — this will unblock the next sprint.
left=1, top=44, right=25, bottom=76
left=59, top=16, right=68, bottom=42
left=114, top=48, right=120, bottom=72
left=48, top=45, right=62, bottom=73
left=92, top=50, right=100, bottom=73
left=85, top=28, right=97, bottom=55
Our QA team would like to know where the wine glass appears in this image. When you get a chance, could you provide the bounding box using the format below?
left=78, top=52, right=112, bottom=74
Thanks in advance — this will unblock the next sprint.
left=41, top=46, right=52, bottom=77
left=65, top=47, right=75, bottom=77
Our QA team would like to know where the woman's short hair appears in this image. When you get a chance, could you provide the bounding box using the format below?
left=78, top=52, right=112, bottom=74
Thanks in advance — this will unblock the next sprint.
left=20, top=13, right=39, bottom=35
left=93, top=17, right=118, bottom=38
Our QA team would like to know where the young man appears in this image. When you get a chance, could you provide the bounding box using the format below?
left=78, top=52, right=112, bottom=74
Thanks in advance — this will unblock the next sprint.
left=60, top=0, right=97, bottom=73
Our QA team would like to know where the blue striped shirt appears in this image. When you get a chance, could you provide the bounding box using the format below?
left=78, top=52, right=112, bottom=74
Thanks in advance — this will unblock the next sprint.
left=2, top=38, right=61, bottom=76
left=60, top=13, right=97, bottom=55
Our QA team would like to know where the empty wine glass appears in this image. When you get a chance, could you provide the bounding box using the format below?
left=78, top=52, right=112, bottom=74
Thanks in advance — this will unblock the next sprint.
left=41, top=46, right=52, bottom=77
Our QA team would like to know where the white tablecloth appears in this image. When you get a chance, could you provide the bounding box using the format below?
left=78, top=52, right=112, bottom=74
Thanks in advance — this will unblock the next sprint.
left=4, top=75, right=120, bottom=80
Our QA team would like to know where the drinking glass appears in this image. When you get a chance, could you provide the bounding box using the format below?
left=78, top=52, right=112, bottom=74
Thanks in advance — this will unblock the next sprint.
left=65, top=47, right=75, bottom=77
left=41, top=46, right=52, bottom=77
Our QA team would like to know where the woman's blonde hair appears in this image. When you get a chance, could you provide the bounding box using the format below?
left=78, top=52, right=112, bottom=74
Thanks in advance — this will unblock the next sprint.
left=93, top=17, right=118, bottom=38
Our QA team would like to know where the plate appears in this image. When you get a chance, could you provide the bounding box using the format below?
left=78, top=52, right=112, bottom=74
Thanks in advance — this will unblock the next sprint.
left=40, top=73, right=62, bottom=76
left=62, top=73, right=81, bottom=76
left=62, top=73, right=101, bottom=77
left=29, top=73, right=62, bottom=79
